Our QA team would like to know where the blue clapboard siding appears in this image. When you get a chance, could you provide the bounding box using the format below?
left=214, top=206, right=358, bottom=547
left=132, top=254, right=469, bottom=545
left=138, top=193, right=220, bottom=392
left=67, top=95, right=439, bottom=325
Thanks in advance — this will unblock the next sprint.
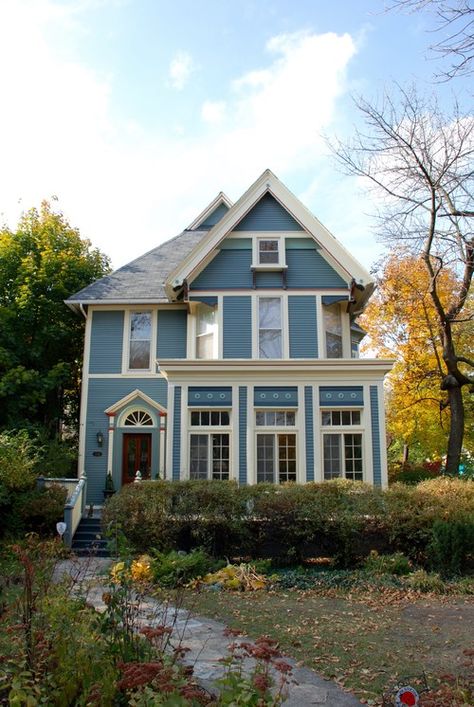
left=255, top=271, right=283, bottom=288
left=286, top=237, right=320, bottom=249
left=200, top=202, right=229, bottom=229
left=89, top=311, right=124, bottom=374
left=191, top=250, right=253, bottom=289
left=286, top=250, right=347, bottom=288
left=254, top=387, right=298, bottom=406
left=157, top=309, right=187, bottom=359
left=370, top=386, right=382, bottom=487
left=239, top=387, right=248, bottom=484
left=305, top=386, right=314, bottom=482
left=189, top=296, right=218, bottom=306
left=85, top=377, right=168, bottom=504
left=234, top=193, right=302, bottom=231
left=172, top=386, right=181, bottom=481
left=220, top=238, right=252, bottom=250
left=288, top=296, right=318, bottom=358
left=319, top=386, right=364, bottom=406
left=223, top=296, right=252, bottom=358
left=188, top=387, right=232, bottom=406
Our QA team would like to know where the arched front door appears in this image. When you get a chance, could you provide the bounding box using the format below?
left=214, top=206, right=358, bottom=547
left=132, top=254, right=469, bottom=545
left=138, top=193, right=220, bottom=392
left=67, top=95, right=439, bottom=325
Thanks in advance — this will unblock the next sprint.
left=122, top=433, right=152, bottom=485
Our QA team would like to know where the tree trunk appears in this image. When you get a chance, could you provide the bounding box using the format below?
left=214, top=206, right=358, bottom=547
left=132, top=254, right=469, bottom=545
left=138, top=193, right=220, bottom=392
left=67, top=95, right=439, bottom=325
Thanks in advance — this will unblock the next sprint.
left=445, top=383, right=464, bottom=475
left=402, top=443, right=410, bottom=464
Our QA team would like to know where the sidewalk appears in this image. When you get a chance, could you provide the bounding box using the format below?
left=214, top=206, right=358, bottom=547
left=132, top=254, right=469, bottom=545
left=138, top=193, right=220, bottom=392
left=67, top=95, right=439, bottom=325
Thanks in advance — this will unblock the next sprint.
left=54, top=557, right=362, bottom=706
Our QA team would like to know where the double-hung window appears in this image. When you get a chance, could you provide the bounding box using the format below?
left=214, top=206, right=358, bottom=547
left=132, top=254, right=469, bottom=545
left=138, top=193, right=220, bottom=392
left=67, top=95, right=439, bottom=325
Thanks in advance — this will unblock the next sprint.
left=258, top=239, right=280, bottom=265
left=189, top=410, right=230, bottom=480
left=323, top=302, right=343, bottom=358
left=255, top=410, right=296, bottom=483
left=196, top=304, right=217, bottom=359
left=128, top=311, right=152, bottom=370
left=258, top=297, right=282, bottom=359
left=321, top=409, right=363, bottom=481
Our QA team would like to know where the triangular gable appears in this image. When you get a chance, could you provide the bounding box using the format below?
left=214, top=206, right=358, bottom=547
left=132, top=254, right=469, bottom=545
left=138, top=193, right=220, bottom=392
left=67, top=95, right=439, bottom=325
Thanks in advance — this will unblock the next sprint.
left=187, top=192, right=233, bottom=230
left=104, top=389, right=167, bottom=416
left=234, top=192, right=301, bottom=231
left=166, top=170, right=374, bottom=309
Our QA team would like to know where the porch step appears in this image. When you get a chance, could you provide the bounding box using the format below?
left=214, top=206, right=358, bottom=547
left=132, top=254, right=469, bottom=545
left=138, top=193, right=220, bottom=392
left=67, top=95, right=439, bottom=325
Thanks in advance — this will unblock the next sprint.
left=71, top=516, right=110, bottom=557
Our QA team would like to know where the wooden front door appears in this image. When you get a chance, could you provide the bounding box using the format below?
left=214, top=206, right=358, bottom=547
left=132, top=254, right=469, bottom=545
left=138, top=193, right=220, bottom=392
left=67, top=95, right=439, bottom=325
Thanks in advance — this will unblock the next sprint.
left=122, top=433, right=152, bottom=485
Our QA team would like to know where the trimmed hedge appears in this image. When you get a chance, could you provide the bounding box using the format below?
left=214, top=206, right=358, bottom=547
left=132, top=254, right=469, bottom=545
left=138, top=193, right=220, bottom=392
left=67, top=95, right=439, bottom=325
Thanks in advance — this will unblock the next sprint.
left=102, top=478, right=474, bottom=569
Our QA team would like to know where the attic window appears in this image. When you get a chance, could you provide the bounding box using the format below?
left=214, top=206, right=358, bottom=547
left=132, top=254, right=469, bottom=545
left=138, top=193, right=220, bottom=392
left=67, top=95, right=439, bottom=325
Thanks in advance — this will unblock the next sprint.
left=259, top=239, right=279, bottom=264
left=252, top=237, right=287, bottom=271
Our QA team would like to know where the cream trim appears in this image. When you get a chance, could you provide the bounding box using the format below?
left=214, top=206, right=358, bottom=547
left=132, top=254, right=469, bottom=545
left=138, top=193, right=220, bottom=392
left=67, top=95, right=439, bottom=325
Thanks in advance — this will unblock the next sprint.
left=77, top=311, right=92, bottom=477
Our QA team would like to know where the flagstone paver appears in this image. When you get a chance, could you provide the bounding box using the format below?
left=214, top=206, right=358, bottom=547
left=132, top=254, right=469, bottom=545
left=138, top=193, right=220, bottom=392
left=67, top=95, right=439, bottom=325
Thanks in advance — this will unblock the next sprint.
left=54, top=557, right=361, bottom=706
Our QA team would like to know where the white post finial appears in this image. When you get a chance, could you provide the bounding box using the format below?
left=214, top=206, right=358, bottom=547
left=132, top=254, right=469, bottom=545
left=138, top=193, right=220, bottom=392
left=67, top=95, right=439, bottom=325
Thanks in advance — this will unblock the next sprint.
left=134, top=470, right=142, bottom=483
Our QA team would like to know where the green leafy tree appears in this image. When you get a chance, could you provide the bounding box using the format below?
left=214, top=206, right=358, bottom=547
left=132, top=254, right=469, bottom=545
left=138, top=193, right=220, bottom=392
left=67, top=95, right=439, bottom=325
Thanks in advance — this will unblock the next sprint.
left=0, top=201, right=110, bottom=436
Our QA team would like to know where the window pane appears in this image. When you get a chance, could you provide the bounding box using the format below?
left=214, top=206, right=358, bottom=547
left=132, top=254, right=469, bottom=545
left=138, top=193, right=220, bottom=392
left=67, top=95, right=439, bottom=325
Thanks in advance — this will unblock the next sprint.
left=341, top=411, right=351, bottom=425
left=211, top=411, right=220, bottom=426
left=259, top=330, right=282, bottom=358
left=212, top=433, right=230, bottom=480
left=190, top=411, right=199, bottom=426
left=322, top=411, right=331, bottom=426
left=278, top=433, right=296, bottom=483
left=130, top=312, right=151, bottom=340
left=201, top=411, right=209, bottom=426
left=286, top=411, right=296, bottom=426
left=197, top=333, right=214, bottom=359
left=221, top=411, right=230, bottom=426
left=333, top=411, right=341, bottom=425
left=259, top=298, right=281, bottom=328
left=259, top=240, right=279, bottom=264
left=323, top=434, right=342, bottom=480
left=129, top=340, right=151, bottom=369
left=256, top=411, right=265, bottom=426
left=276, top=411, right=285, bottom=426
left=256, top=434, right=274, bottom=483
left=344, top=433, right=363, bottom=481
left=190, top=435, right=208, bottom=479
left=352, top=411, right=361, bottom=425
left=197, top=305, right=216, bottom=335
left=324, top=303, right=342, bottom=359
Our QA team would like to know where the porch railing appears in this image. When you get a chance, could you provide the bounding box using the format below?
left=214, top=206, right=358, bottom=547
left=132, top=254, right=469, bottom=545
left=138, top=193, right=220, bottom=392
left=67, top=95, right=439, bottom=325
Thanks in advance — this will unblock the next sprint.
left=37, top=475, right=87, bottom=547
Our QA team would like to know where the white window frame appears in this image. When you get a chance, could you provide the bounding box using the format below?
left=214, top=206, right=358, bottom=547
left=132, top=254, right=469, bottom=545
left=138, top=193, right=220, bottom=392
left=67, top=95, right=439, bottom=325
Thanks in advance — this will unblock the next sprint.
left=189, top=409, right=231, bottom=427
left=195, top=303, right=218, bottom=359
left=257, top=295, right=283, bottom=359
left=321, top=409, right=364, bottom=482
left=124, top=310, right=155, bottom=373
left=323, top=301, right=343, bottom=360
left=255, top=409, right=296, bottom=427
left=255, top=430, right=298, bottom=484
left=188, top=430, right=232, bottom=481
left=251, top=235, right=287, bottom=270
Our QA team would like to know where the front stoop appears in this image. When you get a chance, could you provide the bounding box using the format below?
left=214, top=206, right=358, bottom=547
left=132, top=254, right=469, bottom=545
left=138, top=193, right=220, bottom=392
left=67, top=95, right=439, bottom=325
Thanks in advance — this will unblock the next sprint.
left=71, top=517, right=109, bottom=557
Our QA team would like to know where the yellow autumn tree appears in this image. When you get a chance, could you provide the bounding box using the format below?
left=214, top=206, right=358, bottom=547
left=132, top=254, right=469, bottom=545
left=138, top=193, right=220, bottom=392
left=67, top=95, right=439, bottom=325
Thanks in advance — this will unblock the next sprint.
left=360, top=251, right=474, bottom=464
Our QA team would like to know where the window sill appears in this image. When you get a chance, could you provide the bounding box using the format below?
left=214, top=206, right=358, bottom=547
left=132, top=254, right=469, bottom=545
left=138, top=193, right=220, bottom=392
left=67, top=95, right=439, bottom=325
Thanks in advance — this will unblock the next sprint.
left=251, top=264, right=288, bottom=272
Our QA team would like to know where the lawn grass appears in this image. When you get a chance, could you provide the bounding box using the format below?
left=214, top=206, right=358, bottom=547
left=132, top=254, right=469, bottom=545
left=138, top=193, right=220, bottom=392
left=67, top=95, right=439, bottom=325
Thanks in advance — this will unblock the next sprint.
left=174, top=585, right=474, bottom=704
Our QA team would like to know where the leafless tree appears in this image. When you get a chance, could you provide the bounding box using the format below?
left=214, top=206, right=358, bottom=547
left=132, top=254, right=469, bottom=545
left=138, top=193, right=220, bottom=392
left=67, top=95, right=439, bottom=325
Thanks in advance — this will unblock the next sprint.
left=331, top=85, right=474, bottom=473
left=388, top=0, right=474, bottom=79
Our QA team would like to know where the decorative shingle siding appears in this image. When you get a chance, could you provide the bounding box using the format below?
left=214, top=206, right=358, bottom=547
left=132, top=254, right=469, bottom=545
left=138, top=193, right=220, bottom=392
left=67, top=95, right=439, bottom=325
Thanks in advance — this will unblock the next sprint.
left=191, top=250, right=253, bottom=289
left=234, top=193, right=302, bottom=231
left=172, top=386, right=181, bottom=481
left=89, top=310, right=124, bottom=374
left=304, top=386, right=314, bottom=482
left=85, top=378, right=167, bottom=504
left=254, top=387, right=298, bottom=406
left=286, top=250, right=347, bottom=288
left=223, top=296, right=252, bottom=358
left=370, top=386, right=382, bottom=487
left=239, top=387, right=248, bottom=484
left=289, top=296, right=318, bottom=358
left=157, top=310, right=187, bottom=359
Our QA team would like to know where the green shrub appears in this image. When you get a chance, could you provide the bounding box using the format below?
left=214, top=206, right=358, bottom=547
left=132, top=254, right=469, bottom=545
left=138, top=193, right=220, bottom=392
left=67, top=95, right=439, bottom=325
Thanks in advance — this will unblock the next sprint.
left=19, top=485, right=68, bottom=536
left=150, top=548, right=224, bottom=587
left=406, top=569, right=446, bottom=593
left=0, top=430, right=39, bottom=490
left=429, top=518, right=474, bottom=577
left=363, top=550, right=412, bottom=575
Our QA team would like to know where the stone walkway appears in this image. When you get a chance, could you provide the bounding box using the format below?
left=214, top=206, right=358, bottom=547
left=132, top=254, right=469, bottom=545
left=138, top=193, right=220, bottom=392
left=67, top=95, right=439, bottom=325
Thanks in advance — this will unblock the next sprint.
left=54, top=557, right=361, bottom=706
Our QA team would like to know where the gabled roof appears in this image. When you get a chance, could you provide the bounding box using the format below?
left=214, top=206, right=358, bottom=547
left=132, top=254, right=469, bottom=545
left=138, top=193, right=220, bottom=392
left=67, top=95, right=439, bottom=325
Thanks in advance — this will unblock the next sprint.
left=165, top=169, right=374, bottom=308
left=104, top=389, right=167, bottom=416
left=66, top=229, right=207, bottom=311
left=187, top=192, right=233, bottom=230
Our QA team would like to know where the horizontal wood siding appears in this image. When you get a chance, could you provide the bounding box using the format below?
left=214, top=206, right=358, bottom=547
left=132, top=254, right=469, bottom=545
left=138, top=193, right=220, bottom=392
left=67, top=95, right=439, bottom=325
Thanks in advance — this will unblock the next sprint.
left=157, top=310, right=187, bottom=359
left=85, top=378, right=167, bottom=504
left=234, top=193, right=302, bottom=231
left=370, top=386, right=382, bottom=487
left=288, top=295, right=318, bottom=358
left=191, top=250, right=252, bottom=289
left=305, top=386, right=314, bottom=481
left=239, top=386, right=247, bottom=484
left=223, top=296, right=252, bottom=358
left=172, top=386, right=181, bottom=481
left=89, top=311, right=124, bottom=374
left=286, top=250, right=347, bottom=288
left=200, top=202, right=229, bottom=228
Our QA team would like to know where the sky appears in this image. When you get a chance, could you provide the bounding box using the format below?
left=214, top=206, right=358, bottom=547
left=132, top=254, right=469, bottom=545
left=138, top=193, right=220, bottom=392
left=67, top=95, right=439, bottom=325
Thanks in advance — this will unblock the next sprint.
left=0, top=0, right=471, bottom=272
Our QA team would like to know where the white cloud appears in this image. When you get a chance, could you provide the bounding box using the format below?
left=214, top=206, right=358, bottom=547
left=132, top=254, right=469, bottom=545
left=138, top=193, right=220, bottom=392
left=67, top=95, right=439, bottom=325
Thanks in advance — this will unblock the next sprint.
left=168, top=51, right=195, bottom=90
left=0, top=7, right=373, bottom=270
left=201, top=100, right=227, bottom=124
